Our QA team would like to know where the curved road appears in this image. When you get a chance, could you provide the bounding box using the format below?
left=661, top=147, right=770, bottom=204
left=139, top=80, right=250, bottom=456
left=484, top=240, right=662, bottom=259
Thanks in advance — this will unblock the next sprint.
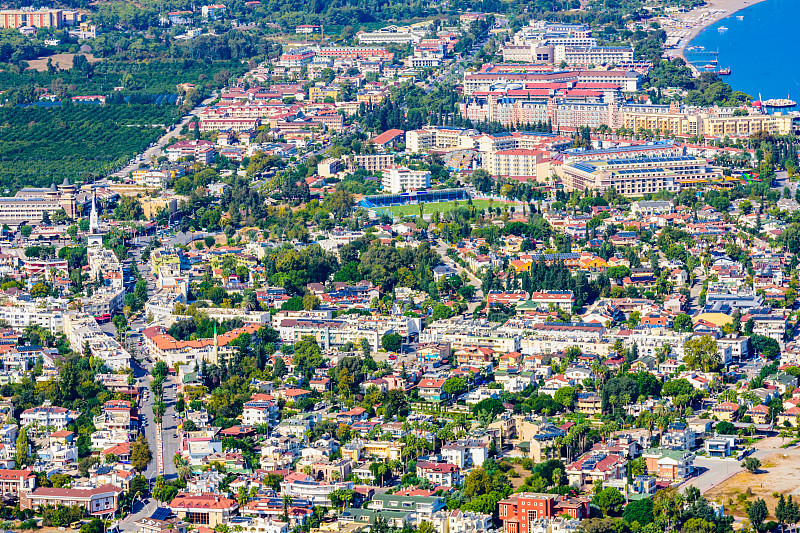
left=108, top=91, right=218, bottom=179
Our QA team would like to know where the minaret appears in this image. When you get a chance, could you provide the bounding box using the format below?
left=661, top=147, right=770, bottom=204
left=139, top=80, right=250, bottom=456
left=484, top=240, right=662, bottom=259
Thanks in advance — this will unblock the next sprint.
left=89, top=193, right=100, bottom=234
left=213, top=323, right=219, bottom=364
left=87, top=192, right=104, bottom=248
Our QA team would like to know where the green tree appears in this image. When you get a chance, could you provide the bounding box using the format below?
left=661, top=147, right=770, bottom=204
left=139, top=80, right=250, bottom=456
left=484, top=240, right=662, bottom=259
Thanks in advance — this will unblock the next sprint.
left=130, top=435, right=152, bottom=472
left=622, top=497, right=653, bottom=526
left=741, top=456, right=761, bottom=473
left=673, top=313, right=693, bottom=332
left=442, top=376, right=467, bottom=398
left=554, top=386, right=576, bottom=410
left=292, top=336, right=324, bottom=380
left=273, top=356, right=287, bottom=378
left=748, top=498, right=768, bottom=532
left=381, top=333, right=402, bottom=352
left=302, top=293, right=320, bottom=310
left=593, top=487, right=625, bottom=517
left=683, top=335, right=721, bottom=372
left=15, top=427, right=29, bottom=468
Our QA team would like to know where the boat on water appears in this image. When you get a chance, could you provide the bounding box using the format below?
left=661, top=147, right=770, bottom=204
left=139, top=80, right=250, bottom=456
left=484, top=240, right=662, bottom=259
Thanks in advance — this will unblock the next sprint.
left=702, top=63, right=716, bottom=69
left=716, top=68, right=731, bottom=75
left=736, top=15, right=743, bottom=20
left=718, top=26, right=728, bottom=32
left=763, top=98, right=797, bottom=107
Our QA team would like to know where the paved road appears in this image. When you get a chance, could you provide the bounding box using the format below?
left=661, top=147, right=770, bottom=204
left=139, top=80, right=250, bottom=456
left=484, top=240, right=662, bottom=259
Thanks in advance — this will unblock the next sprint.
left=117, top=242, right=181, bottom=532
left=681, top=457, right=742, bottom=493
left=772, top=170, right=791, bottom=195
left=688, top=273, right=705, bottom=315
left=433, top=241, right=484, bottom=315
left=108, top=92, right=218, bottom=179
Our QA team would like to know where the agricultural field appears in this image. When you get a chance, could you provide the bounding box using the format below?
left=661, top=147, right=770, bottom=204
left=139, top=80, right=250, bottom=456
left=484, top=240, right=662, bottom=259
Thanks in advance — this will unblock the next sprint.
left=0, top=103, right=179, bottom=190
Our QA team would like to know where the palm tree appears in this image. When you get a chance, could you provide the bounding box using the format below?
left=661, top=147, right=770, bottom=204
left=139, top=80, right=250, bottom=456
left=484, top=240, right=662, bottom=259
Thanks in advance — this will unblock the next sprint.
left=241, top=291, right=257, bottom=311
left=173, top=454, right=192, bottom=481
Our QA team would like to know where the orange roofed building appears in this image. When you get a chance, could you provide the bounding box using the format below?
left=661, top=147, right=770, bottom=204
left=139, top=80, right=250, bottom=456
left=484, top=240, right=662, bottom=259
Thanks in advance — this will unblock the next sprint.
left=169, top=493, right=238, bottom=526
left=143, top=324, right=262, bottom=368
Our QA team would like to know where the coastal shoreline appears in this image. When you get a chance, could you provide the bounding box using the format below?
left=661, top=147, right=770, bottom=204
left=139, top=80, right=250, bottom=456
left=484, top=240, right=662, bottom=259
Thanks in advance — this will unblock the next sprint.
left=671, top=0, right=771, bottom=66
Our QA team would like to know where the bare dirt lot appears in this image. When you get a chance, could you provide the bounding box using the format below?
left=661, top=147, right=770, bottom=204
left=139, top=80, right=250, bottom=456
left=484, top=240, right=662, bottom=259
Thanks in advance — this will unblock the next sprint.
left=27, top=53, right=103, bottom=71
left=705, top=450, right=800, bottom=520
left=509, top=462, right=532, bottom=491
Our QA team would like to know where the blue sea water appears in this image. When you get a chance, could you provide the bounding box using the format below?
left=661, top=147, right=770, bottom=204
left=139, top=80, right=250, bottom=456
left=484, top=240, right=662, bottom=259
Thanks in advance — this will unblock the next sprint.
left=684, top=0, right=799, bottom=105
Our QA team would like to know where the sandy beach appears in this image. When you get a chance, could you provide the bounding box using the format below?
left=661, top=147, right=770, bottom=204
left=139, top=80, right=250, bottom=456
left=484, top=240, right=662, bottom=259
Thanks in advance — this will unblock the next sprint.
left=666, top=0, right=771, bottom=66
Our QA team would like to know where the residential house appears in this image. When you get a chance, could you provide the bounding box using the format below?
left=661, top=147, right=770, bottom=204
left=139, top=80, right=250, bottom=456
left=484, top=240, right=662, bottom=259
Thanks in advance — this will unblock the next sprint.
left=641, top=449, right=694, bottom=481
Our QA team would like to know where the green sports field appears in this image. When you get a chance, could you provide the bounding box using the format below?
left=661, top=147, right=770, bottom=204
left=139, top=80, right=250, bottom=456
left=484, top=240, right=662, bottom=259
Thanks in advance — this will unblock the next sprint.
left=372, top=199, right=520, bottom=217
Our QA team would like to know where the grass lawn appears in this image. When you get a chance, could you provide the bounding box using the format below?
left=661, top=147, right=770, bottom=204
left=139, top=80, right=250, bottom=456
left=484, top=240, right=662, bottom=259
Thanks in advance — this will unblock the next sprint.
left=372, top=199, right=519, bottom=217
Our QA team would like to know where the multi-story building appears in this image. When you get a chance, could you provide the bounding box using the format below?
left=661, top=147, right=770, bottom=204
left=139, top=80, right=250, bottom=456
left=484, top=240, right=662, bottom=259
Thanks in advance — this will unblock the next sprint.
left=0, top=8, right=63, bottom=28
left=315, top=46, right=394, bottom=61
left=280, top=473, right=352, bottom=506
left=498, top=492, right=591, bottom=533
left=368, top=493, right=445, bottom=522
left=566, top=452, right=626, bottom=487
left=622, top=103, right=798, bottom=137
left=201, top=4, right=225, bottom=19
left=357, top=26, right=423, bottom=44
left=381, top=165, right=430, bottom=193
left=63, top=312, right=131, bottom=370
left=341, top=440, right=405, bottom=462
left=462, top=67, right=638, bottom=95
left=278, top=48, right=315, bottom=68
left=416, top=462, right=462, bottom=487
left=405, top=127, right=479, bottom=153
left=169, top=493, right=238, bottom=526
left=200, top=117, right=261, bottom=132
left=0, top=470, right=37, bottom=498
left=353, top=153, right=395, bottom=172
left=559, top=155, right=721, bottom=196
left=565, top=140, right=682, bottom=163
left=21, top=402, right=80, bottom=432
left=556, top=45, right=634, bottom=66
left=0, top=302, right=64, bottom=334
left=242, top=393, right=279, bottom=427
left=166, top=140, right=215, bottom=164
left=130, top=169, right=171, bottom=189
left=0, top=179, right=79, bottom=224
left=641, top=449, right=695, bottom=481
left=21, top=484, right=123, bottom=513
left=318, top=158, right=344, bottom=177
left=440, top=439, right=488, bottom=469
left=144, top=323, right=262, bottom=367
left=93, top=400, right=136, bottom=432
left=527, top=291, right=576, bottom=311
left=482, top=149, right=549, bottom=180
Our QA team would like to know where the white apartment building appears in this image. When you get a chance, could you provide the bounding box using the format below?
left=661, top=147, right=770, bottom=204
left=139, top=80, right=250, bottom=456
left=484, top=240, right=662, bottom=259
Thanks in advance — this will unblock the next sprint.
left=63, top=312, right=132, bottom=370
left=280, top=475, right=353, bottom=506
left=382, top=166, right=431, bottom=193
left=242, top=394, right=279, bottom=427
left=554, top=45, right=634, bottom=66
left=83, top=286, right=126, bottom=317
left=0, top=302, right=64, bottom=334
left=358, top=26, right=423, bottom=44
left=21, top=401, right=80, bottom=432
left=430, top=510, right=493, bottom=533
left=405, top=127, right=478, bottom=153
